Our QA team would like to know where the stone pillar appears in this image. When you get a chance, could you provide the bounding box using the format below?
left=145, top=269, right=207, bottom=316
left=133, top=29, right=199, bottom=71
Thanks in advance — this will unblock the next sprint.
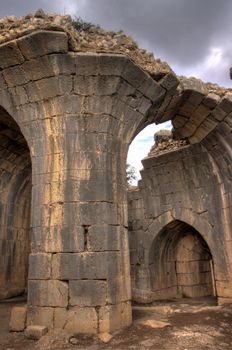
left=27, top=52, right=166, bottom=333
left=0, top=31, right=169, bottom=334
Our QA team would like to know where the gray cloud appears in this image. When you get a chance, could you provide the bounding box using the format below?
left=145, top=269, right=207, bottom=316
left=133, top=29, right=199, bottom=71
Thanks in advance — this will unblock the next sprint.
left=0, top=0, right=232, bottom=86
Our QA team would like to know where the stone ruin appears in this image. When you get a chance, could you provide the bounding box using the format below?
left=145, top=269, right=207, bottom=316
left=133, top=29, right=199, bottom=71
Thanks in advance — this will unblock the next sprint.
left=0, top=9, right=232, bottom=337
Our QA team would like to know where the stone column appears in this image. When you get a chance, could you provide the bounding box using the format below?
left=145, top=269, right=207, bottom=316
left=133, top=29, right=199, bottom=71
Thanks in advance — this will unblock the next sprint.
left=27, top=52, right=167, bottom=333
left=0, top=31, right=170, bottom=334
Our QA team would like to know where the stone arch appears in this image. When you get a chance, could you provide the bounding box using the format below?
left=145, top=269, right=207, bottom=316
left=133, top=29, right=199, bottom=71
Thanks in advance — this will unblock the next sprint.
left=0, top=105, right=32, bottom=299
left=149, top=219, right=216, bottom=300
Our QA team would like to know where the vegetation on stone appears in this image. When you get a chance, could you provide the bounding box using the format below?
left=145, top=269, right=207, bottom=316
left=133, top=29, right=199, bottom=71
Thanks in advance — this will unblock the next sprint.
left=71, top=16, right=98, bottom=32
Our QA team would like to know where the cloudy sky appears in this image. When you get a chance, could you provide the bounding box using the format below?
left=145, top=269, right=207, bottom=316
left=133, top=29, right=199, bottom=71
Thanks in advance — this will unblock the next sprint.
left=1, top=0, right=231, bottom=181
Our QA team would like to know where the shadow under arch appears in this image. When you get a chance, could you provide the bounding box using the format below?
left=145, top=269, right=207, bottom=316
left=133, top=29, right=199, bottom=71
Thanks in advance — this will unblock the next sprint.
left=0, top=105, right=32, bottom=299
left=149, top=219, right=216, bottom=300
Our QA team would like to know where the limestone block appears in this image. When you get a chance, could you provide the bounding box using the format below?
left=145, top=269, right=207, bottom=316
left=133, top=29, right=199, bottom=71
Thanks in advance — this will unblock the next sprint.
left=122, top=59, right=147, bottom=88
left=28, top=280, right=68, bottom=307
left=69, top=280, right=107, bottom=306
left=99, top=301, right=132, bottom=333
left=28, top=253, right=51, bottom=279
left=74, top=75, right=120, bottom=96
left=138, top=75, right=166, bottom=102
left=0, top=41, right=24, bottom=68
left=66, top=114, right=118, bottom=136
left=180, top=77, right=208, bottom=96
left=189, top=89, right=207, bottom=109
left=27, top=306, right=54, bottom=328
left=172, top=115, right=188, bottom=129
left=107, top=273, right=131, bottom=304
left=54, top=307, right=98, bottom=334
left=31, top=202, right=63, bottom=228
left=216, top=281, right=232, bottom=298
left=65, top=131, right=116, bottom=155
left=97, top=53, right=128, bottom=76
left=87, top=225, right=121, bottom=251
left=9, top=306, right=27, bottom=331
left=52, top=252, right=119, bottom=280
left=177, top=100, right=195, bottom=117
left=219, top=93, right=232, bottom=114
left=17, top=30, right=68, bottom=59
left=201, top=115, right=218, bottom=130
left=159, top=73, right=179, bottom=92
left=43, top=225, right=84, bottom=253
left=192, top=104, right=211, bottom=124
left=64, top=179, right=114, bottom=202
left=218, top=297, right=232, bottom=305
left=8, top=85, right=29, bottom=106
left=22, top=53, right=75, bottom=81
left=211, top=105, right=227, bottom=121
left=63, top=202, right=118, bottom=227
left=75, top=53, right=99, bottom=75
left=202, top=93, right=220, bottom=109
left=3, top=65, right=29, bottom=88
left=83, top=95, right=114, bottom=115
left=26, top=75, right=73, bottom=103
left=25, top=325, right=48, bottom=340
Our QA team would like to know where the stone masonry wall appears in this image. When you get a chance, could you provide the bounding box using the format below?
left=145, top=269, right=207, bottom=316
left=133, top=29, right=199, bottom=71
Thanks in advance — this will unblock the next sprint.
left=0, top=27, right=178, bottom=334
left=1, top=11, right=232, bottom=335
left=128, top=114, right=232, bottom=304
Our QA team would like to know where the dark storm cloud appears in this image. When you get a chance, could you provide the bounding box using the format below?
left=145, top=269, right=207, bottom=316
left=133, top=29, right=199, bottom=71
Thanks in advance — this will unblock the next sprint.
left=76, top=0, right=232, bottom=67
left=0, top=0, right=232, bottom=85
left=0, top=0, right=63, bottom=17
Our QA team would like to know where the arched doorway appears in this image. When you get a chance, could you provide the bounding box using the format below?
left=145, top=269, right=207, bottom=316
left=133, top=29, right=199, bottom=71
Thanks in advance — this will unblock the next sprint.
left=0, top=106, right=32, bottom=299
left=149, top=220, right=215, bottom=300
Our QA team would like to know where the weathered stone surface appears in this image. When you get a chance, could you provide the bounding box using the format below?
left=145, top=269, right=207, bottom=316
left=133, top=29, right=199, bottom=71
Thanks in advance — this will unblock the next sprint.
left=27, top=306, right=54, bottom=328
left=69, top=280, right=107, bottom=306
left=0, top=41, right=24, bottom=68
left=128, top=119, right=232, bottom=303
left=9, top=306, right=27, bottom=331
left=54, top=307, right=98, bottom=334
left=17, top=30, right=68, bottom=59
left=52, top=252, right=119, bottom=280
left=99, top=302, right=132, bottom=333
left=28, top=253, right=51, bottom=279
left=0, top=11, right=232, bottom=339
left=28, top=280, right=68, bottom=307
left=25, top=325, right=48, bottom=340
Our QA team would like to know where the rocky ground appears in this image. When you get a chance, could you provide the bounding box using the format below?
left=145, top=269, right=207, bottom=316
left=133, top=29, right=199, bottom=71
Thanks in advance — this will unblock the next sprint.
left=1, top=297, right=232, bottom=349
left=0, top=9, right=170, bottom=81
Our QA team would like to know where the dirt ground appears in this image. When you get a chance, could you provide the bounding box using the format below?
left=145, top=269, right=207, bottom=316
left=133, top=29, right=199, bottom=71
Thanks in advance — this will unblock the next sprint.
left=1, top=297, right=232, bottom=350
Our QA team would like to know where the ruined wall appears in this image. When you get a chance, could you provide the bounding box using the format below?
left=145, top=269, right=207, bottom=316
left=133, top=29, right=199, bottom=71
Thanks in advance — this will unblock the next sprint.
left=1, top=10, right=232, bottom=335
left=0, top=20, right=179, bottom=333
left=128, top=114, right=232, bottom=304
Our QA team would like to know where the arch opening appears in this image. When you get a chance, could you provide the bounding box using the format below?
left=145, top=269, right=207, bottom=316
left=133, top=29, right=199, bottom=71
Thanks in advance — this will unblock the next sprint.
left=0, top=106, right=32, bottom=300
left=149, top=220, right=216, bottom=301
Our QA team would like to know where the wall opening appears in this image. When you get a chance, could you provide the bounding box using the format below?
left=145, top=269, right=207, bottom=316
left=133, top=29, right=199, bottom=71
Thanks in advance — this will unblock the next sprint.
left=127, top=121, right=172, bottom=185
left=0, top=106, right=32, bottom=300
left=149, top=220, right=216, bottom=300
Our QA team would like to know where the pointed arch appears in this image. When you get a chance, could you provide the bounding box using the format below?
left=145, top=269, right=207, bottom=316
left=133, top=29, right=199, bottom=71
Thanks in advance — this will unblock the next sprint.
left=149, top=219, right=216, bottom=300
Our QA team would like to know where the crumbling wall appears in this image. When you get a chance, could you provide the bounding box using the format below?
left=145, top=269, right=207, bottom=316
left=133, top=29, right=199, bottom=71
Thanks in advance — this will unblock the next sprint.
left=0, top=20, right=178, bottom=332
left=1, top=10, right=232, bottom=335
left=128, top=115, right=232, bottom=304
